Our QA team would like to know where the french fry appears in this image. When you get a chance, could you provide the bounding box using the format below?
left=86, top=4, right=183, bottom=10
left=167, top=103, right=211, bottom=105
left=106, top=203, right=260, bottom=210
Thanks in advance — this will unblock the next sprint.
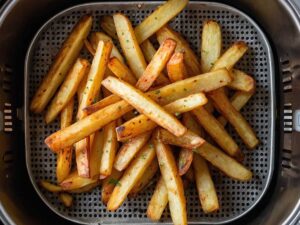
left=45, top=58, right=89, bottom=124
left=100, top=120, right=118, bottom=177
left=192, top=107, right=242, bottom=159
left=209, top=88, right=259, bottom=149
left=147, top=177, right=168, bottom=221
left=77, top=73, right=88, bottom=104
left=114, top=132, right=151, bottom=171
left=46, top=69, right=231, bottom=152
left=75, top=138, right=91, bottom=178
left=155, top=140, right=187, bottom=225
left=157, top=25, right=201, bottom=76
left=201, top=20, right=222, bottom=73
left=114, top=13, right=147, bottom=79
left=218, top=90, right=254, bottom=126
left=100, top=15, right=118, bottom=40
left=68, top=182, right=100, bottom=193
left=108, top=57, right=137, bottom=85
left=39, top=180, right=62, bottom=192
left=193, top=154, right=219, bottom=213
left=107, top=142, right=156, bottom=211
left=30, top=15, right=92, bottom=113
left=83, top=94, right=122, bottom=115
left=116, top=93, right=207, bottom=141
left=228, top=69, right=255, bottom=92
left=77, top=40, right=113, bottom=119
left=59, top=193, right=73, bottom=207
left=134, top=0, right=188, bottom=44
left=156, top=128, right=205, bottom=149
left=101, top=169, right=123, bottom=205
left=193, top=142, right=252, bottom=181
left=89, top=129, right=104, bottom=179
left=102, top=76, right=187, bottom=137
left=129, top=159, right=159, bottom=196
left=60, top=170, right=98, bottom=191
left=56, top=98, right=74, bottom=183
left=167, top=52, right=187, bottom=82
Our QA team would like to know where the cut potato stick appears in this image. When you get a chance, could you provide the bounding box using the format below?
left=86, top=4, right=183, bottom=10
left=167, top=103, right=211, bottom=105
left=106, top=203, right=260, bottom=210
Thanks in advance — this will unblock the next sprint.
left=100, top=120, right=118, bottom=177
left=155, top=140, right=187, bottom=225
left=167, top=52, right=187, bottom=82
left=60, top=170, right=98, bottom=191
left=68, top=182, right=99, bottom=194
left=218, top=90, right=254, bottom=126
left=56, top=99, right=74, bottom=183
left=193, top=142, right=252, bottom=181
left=201, top=20, right=222, bottom=73
left=45, top=58, right=89, bottom=124
left=114, top=132, right=151, bottom=171
left=83, top=94, right=122, bottom=115
left=129, top=159, right=159, bottom=196
left=77, top=73, right=88, bottom=105
left=116, top=93, right=207, bottom=141
left=107, top=142, right=156, bottom=210
left=108, top=57, right=137, bottom=85
left=46, top=70, right=231, bottom=152
left=102, top=76, right=186, bottom=137
left=147, top=177, right=168, bottom=221
left=228, top=69, right=255, bottom=92
left=30, top=15, right=92, bottom=113
left=157, top=26, right=201, bottom=76
left=59, top=193, right=73, bottom=207
left=156, top=128, right=205, bottom=149
left=89, top=130, right=104, bottom=179
left=134, top=0, right=188, bottom=44
left=193, top=154, right=219, bottom=213
left=39, top=180, right=63, bottom=192
left=192, top=107, right=242, bottom=159
left=75, top=137, right=91, bottom=178
left=77, top=40, right=113, bottom=119
left=136, top=38, right=176, bottom=91
left=209, top=88, right=259, bottom=149
left=100, top=15, right=118, bottom=40
left=101, top=169, right=123, bottom=205
left=114, top=13, right=147, bottom=79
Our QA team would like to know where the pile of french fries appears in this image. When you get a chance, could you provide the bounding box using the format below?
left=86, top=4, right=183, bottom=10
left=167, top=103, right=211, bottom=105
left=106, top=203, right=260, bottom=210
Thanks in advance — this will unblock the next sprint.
left=32, top=0, right=259, bottom=224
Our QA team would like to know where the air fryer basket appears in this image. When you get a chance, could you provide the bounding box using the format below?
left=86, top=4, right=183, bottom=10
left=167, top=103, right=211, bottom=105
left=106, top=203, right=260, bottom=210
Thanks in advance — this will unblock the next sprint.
left=1, top=0, right=300, bottom=225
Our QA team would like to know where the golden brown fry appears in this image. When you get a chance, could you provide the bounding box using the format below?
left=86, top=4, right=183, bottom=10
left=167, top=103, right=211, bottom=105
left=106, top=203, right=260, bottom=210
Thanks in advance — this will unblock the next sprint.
left=201, top=20, right=222, bottom=73
left=114, top=132, right=151, bottom=171
left=136, top=38, right=176, bottom=91
left=45, top=58, right=89, bottom=124
left=75, top=137, right=90, bottom=178
left=83, top=94, right=122, bottom=115
left=107, top=142, right=156, bottom=211
left=134, top=0, right=188, bottom=44
left=60, top=170, right=98, bottom=191
left=193, top=154, right=219, bottom=213
left=157, top=25, right=201, bottom=76
left=59, top=193, right=73, bottom=207
left=178, top=148, right=193, bottom=176
left=102, top=76, right=186, bottom=137
left=155, top=140, right=187, bottom=225
left=89, top=130, right=104, bottom=179
left=147, top=177, right=168, bottom=221
left=209, top=88, right=259, bottom=149
left=30, top=15, right=92, bottom=113
left=116, top=93, right=207, bottom=141
left=39, top=180, right=62, bottom=192
left=100, top=15, right=118, bottom=40
left=108, top=57, right=137, bottom=85
left=167, top=52, right=187, bottom=82
left=100, top=120, right=118, bottom=177
left=77, top=73, right=88, bottom=105
left=101, top=169, right=123, bottom=205
left=228, top=69, right=255, bottom=92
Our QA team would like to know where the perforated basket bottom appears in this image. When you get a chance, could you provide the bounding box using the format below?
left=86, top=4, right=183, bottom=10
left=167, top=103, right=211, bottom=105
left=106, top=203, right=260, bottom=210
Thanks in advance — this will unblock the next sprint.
left=25, top=2, right=274, bottom=224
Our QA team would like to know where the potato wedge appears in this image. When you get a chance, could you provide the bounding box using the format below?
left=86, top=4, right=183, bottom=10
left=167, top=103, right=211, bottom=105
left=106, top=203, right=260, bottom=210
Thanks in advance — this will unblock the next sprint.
left=136, top=39, right=176, bottom=91
left=45, top=58, right=89, bottom=124
left=100, top=15, right=118, bottom=40
left=114, top=132, right=151, bottom=171
left=39, top=180, right=62, bottom=192
left=59, top=193, right=73, bottom=207
left=101, top=169, right=123, bottom=205
left=201, top=20, right=222, bottom=73
left=129, top=159, right=159, bottom=196
left=147, top=177, right=168, bottom=221
left=134, top=0, right=188, bottom=44
left=102, top=76, right=186, bottom=137
left=228, top=69, right=255, bottom=92
left=100, top=120, right=118, bottom=177
left=156, top=128, right=205, bottom=149
left=77, top=40, right=113, bottom=119
left=89, top=129, right=104, bottom=179
left=193, top=154, right=219, bottom=213
left=167, top=52, right=187, bottom=82
left=108, top=57, right=137, bottom=85
left=155, top=140, right=187, bottom=225
left=107, top=142, right=156, bottom=211
left=60, top=170, right=98, bottom=191
left=30, top=15, right=92, bottom=113
left=209, top=88, right=259, bottom=149
left=116, top=93, right=207, bottom=141
left=157, top=26, right=201, bottom=76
